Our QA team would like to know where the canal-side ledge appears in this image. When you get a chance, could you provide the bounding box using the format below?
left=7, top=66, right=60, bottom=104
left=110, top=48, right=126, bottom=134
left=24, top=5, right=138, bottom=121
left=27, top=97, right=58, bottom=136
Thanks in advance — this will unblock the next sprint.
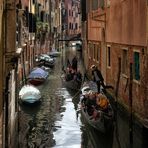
left=106, top=90, right=148, bottom=148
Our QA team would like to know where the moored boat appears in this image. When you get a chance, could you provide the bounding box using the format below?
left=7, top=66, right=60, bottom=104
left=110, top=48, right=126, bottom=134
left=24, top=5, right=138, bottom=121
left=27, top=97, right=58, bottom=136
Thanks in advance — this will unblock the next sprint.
left=35, top=54, right=55, bottom=68
left=48, top=51, right=61, bottom=57
left=19, top=85, right=41, bottom=104
left=27, top=67, right=49, bottom=86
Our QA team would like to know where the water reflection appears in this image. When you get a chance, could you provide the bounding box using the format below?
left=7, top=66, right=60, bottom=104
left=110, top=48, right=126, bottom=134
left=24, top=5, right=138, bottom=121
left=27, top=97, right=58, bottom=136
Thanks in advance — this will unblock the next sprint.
left=19, top=47, right=115, bottom=148
left=19, top=50, right=84, bottom=148
left=52, top=88, right=81, bottom=148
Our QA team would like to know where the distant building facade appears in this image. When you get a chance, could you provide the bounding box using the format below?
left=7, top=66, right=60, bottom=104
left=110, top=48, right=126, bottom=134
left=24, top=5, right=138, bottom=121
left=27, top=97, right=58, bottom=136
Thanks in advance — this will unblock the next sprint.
left=62, top=0, right=81, bottom=40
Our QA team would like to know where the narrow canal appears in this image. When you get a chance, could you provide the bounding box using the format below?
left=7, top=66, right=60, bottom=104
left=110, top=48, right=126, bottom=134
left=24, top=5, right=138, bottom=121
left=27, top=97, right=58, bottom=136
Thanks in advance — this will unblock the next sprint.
left=19, top=46, right=145, bottom=148
left=19, top=46, right=84, bottom=148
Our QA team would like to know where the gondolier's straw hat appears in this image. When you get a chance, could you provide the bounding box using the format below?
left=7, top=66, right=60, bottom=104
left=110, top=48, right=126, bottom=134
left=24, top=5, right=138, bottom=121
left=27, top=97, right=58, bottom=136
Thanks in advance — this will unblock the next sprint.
left=90, top=65, right=96, bottom=69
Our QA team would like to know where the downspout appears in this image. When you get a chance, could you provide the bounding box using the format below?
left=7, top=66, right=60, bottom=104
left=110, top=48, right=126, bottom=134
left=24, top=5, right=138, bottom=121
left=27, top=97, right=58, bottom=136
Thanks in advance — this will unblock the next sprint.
left=114, top=57, right=122, bottom=148
left=129, top=63, right=133, bottom=148
left=22, top=48, right=27, bottom=85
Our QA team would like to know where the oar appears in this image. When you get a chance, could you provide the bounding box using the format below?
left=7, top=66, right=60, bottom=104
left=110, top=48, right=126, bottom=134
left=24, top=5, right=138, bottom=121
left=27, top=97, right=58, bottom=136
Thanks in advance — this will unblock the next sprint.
left=72, top=77, right=87, bottom=100
left=72, top=89, right=81, bottom=99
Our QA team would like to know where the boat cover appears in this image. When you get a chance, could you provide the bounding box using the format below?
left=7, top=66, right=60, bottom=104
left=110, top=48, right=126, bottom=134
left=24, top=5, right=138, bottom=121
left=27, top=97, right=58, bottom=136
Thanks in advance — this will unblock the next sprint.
left=28, top=67, right=48, bottom=79
left=82, top=81, right=98, bottom=94
left=19, top=85, right=41, bottom=103
left=19, top=85, right=41, bottom=97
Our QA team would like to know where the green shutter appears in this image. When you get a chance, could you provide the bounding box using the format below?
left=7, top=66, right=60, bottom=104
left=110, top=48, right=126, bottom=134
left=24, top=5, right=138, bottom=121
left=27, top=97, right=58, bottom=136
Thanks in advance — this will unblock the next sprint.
left=134, top=52, right=140, bottom=80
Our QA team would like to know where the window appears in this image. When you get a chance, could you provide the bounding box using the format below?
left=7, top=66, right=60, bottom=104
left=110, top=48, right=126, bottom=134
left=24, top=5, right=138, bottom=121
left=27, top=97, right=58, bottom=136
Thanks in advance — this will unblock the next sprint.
left=122, top=49, right=128, bottom=75
left=75, top=23, right=78, bottom=29
left=89, top=43, right=93, bottom=58
left=96, top=44, right=100, bottom=62
left=69, top=23, right=71, bottom=29
left=106, top=0, right=110, bottom=7
left=134, top=52, right=140, bottom=80
left=92, top=0, right=98, bottom=10
left=107, top=46, right=111, bottom=67
left=93, top=44, right=95, bottom=59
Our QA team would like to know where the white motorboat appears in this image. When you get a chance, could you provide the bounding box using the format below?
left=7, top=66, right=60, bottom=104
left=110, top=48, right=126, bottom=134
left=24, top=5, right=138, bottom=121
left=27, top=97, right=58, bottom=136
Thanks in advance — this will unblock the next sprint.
left=19, top=85, right=41, bottom=104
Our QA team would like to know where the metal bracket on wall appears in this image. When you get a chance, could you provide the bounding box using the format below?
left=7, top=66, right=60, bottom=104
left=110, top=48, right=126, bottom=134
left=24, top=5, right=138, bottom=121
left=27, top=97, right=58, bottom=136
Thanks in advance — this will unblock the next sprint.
left=91, top=10, right=106, bottom=22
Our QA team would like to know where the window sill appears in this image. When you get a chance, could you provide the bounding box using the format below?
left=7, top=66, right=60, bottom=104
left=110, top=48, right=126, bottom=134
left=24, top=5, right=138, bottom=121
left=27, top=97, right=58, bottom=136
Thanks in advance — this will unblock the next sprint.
left=122, top=74, right=128, bottom=79
left=133, top=79, right=140, bottom=85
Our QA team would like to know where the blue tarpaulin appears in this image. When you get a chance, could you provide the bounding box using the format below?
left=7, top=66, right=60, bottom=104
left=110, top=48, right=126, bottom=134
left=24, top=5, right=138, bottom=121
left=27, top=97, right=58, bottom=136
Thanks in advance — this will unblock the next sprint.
left=28, top=68, right=48, bottom=79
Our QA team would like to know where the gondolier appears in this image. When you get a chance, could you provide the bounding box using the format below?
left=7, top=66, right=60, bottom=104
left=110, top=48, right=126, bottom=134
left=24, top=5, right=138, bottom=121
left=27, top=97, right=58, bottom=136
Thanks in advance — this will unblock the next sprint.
left=91, top=65, right=105, bottom=93
left=72, top=56, right=78, bottom=71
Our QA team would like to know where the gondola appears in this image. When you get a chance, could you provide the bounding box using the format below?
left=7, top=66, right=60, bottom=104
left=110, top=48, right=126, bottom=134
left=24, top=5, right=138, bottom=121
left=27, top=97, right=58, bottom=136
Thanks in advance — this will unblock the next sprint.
left=80, top=81, right=114, bottom=133
left=61, top=69, right=82, bottom=91
left=19, top=85, right=41, bottom=104
left=63, top=78, right=82, bottom=90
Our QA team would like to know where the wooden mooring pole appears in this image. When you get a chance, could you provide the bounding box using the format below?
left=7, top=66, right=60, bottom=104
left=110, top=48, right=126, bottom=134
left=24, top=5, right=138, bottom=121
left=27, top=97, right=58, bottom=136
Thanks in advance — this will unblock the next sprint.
left=129, top=63, right=133, bottom=148
left=114, top=57, right=121, bottom=148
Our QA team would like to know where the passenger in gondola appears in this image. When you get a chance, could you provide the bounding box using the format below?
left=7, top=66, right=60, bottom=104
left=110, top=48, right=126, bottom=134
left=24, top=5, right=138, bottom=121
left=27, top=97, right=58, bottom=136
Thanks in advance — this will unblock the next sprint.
left=96, top=94, right=109, bottom=113
left=67, top=59, right=71, bottom=68
left=76, top=69, right=82, bottom=82
left=85, top=91, right=97, bottom=116
left=65, top=68, right=73, bottom=81
left=80, top=91, right=90, bottom=111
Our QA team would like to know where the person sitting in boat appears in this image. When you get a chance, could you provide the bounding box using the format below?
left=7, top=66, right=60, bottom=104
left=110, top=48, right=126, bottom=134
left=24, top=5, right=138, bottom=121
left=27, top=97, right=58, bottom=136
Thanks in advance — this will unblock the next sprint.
left=72, top=56, right=78, bottom=71
left=80, top=91, right=90, bottom=111
left=85, top=91, right=97, bottom=116
left=65, top=68, right=74, bottom=81
left=67, top=59, right=71, bottom=68
left=75, top=69, right=82, bottom=82
left=96, top=94, right=109, bottom=112
left=89, top=93, right=110, bottom=120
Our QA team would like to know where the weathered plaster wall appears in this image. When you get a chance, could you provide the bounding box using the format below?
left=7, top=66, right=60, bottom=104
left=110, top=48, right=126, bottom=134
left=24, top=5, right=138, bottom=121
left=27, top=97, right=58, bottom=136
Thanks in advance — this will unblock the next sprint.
left=106, top=0, right=147, bottom=46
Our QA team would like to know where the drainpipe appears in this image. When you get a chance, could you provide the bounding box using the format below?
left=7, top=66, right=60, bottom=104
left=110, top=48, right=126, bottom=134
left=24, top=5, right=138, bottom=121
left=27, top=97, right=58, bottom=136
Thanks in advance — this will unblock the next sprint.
left=129, top=63, right=133, bottom=148
left=114, top=57, right=121, bottom=148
